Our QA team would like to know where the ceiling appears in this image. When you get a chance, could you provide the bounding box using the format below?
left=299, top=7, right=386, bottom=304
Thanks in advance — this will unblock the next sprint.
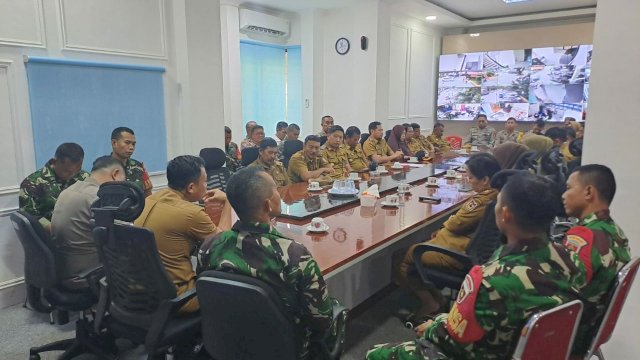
left=422, top=0, right=597, bottom=21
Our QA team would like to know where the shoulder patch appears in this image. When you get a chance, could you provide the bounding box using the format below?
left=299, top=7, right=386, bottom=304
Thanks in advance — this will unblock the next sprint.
left=465, top=199, right=480, bottom=212
left=564, top=226, right=595, bottom=283
left=445, top=266, right=486, bottom=343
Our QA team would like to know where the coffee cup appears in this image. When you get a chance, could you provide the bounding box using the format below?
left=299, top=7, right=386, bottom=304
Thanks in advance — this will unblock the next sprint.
left=409, top=156, right=418, bottom=162
left=446, top=169, right=457, bottom=177
left=309, top=181, right=320, bottom=190
left=377, top=166, right=386, bottom=173
left=385, top=194, right=399, bottom=205
left=393, top=162, right=402, bottom=168
left=311, top=217, right=325, bottom=229
left=398, top=183, right=411, bottom=193
left=349, top=172, right=359, bottom=180
left=427, top=177, right=438, bottom=185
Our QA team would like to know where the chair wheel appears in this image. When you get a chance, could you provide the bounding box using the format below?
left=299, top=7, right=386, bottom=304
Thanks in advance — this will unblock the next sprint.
left=29, top=354, right=41, bottom=360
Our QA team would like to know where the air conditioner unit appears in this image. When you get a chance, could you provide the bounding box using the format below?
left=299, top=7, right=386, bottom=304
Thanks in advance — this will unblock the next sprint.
left=239, top=9, right=290, bottom=38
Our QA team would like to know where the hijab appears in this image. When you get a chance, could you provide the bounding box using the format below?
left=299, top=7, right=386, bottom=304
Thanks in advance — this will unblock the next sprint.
left=522, top=133, right=553, bottom=154
left=492, top=143, right=529, bottom=169
left=387, top=125, right=411, bottom=156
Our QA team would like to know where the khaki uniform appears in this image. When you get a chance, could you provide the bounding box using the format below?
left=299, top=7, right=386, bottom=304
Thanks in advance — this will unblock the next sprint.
left=321, top=144, right=349, bottom=180
left=345, top=143, right=368, bottom=172
left=426, top=134, right=450, bottom=152
left=417, top=135, right=435, bottom=153
left=464, top=126, right=496, bottom=147
left=495, top=130, right=521, bottom=146
left=398, top=188, right=498, bottom=284
left=287, top=150, right=329, bottom=184
left=316, top=130, right=328, bottom=137
left=363, top=136, right=394, bottom=160
left=407, top=138, right=424, bottom=155
left=250, top=158, right=290, bottom=187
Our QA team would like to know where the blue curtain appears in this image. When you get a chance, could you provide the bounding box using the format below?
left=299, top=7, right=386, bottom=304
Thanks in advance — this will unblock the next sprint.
left=240, top=41, right=301, bottom=136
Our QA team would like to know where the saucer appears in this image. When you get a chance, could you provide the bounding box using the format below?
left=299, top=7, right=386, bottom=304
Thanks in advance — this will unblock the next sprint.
left=380, top=201, right=399, bottom=207
left=307, top=186, right=323, bottom=192
left=444, top=175, right=457, bottom=179
left=407, top=160, right=419, bottom=164
left=391, top=165, right=403, bottom=170
left=306, top=224, right=329, bottom=233
left=426, top=183, right=440, bottom=187
left=327, top=188, right=359, bottom=197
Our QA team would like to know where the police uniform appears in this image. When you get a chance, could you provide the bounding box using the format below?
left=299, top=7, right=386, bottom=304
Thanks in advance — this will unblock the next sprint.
left=464, top=126, right=496, bottom=147
left=368, top=240, right=584, bottom=360
left=287, top=150, right=330, bottom=184
left=345, top=143, right=368, bottom=172
left=397, top=189, right=498, bottom=284
left=321, top=144, right=349, bottom=180
left=563, top=209, right=631, bottom=355
left=363, top=136, right=394, bottom=161
left=495, top=130, right=521, bottom=146
left=250, top=157, right=290, bottom=187
left=199, top=221, right=345, bottom=360
left=19, top=160, right=89, bottom=229
left=226, top=142, right=241, bottom=171
left=123, top=157, right=153, bottom=196
left=426, top=134, right=450, bottom=152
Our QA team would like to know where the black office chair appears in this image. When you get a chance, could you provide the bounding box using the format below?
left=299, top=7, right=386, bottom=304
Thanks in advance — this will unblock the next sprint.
left=283, top=139, right=303, bottom=169
left=241, top=147, right=260, bottom=167
left=359, top=133, right=370, bottom=146
left=319, top=136, right=328, bottom=146
left=384, top=130, right=391, bottom=141
left=11, top=210, right=111, bottom=360
left=92, top=182, right=201, bottom=360
left=199, top=147, right=231, bottom=191
left=197, top=270, right=348, bottom=360
left=513, top=150, right=539, bottom=172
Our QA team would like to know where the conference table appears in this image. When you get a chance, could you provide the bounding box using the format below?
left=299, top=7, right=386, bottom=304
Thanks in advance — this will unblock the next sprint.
left=270, top=153, right=474, bottom=308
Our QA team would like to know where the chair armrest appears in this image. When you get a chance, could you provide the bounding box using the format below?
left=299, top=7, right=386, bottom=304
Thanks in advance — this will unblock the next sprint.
left=412, top=244, right=473, bottom=270
left=145, top=288, right=198, bottom=351
left=73, top=265, right=105, bottom=296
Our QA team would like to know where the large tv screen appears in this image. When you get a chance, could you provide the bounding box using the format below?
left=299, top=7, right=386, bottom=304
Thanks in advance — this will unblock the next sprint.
left=436, top=45, right=592, bottom=121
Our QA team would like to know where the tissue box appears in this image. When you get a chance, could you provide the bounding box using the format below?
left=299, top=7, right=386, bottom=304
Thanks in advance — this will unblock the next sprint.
left=360, top=194, right=377, bottom=207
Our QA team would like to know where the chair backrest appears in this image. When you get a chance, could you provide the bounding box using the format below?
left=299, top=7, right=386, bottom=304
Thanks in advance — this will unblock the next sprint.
left=241, top=147, right=260, bottom=167
left=512, top=299, right=583, bottom=360
left=360, top=133, right=370, bottom=146
left=384, top=130, right=391, bottom=141
left=197, top=270, right=299, bottom=360
left=206, top=167, right=231, bottom=191
left=464, top=200, right=503, bottom=265
left=199, top=147, right=226, bottom=171
left=584, top=257, right=640, bottom=359
left=513, top=150, right=539, bottom=172
left=283, top=139, right=303, bottom=169
left=10, top=211, right=58, bottom=289
left=319, top=135, right=328, bottom=146
left=93, top=223, right=178, bottom=329
left=445, top=135, right=462, bottom=150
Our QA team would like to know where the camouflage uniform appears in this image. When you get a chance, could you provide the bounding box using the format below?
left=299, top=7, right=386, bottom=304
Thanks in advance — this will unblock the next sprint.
left=426, top=134, right=450, bottom=152
left=19, top=160, right=89, bottom=229
left=495, top=130, right=521, bottom=146
left=368, top=241, right=585, bottom=360
left=199, top=221, right=344, bottom=360
left=464, top=126, right=496, bottom=147
left=321, top=144, right=349, bottom=180
left=345, top=143, right=368, bottom=172
left=241, top=138, right=258, bottom=150
left=249, top=157, right=289, bottom=187
left=225, top=142, right=241, bottom=172
left=122, top=157, right=153, bottom=196
left=563, top=209, right=631, bottom=355
left=287, top=150, right=330, bottom=184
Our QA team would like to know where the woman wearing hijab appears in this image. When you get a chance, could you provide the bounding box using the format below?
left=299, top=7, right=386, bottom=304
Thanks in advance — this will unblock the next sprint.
left=492, top=142, right=529, bottom=169
left=387, top=124, right=412, bottom=156
left=521, top=133, right=553, bottom=155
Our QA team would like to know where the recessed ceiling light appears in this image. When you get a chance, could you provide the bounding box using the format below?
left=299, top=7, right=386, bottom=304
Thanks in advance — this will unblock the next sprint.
left=502, top=0, right=531, bottom=3
left=469, top=33, right=480, bottom=37
left=425, top=16, right=437, bottom=21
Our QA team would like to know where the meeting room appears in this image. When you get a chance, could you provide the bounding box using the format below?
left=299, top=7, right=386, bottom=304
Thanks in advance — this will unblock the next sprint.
left=0, top=0, right=637, bottom=359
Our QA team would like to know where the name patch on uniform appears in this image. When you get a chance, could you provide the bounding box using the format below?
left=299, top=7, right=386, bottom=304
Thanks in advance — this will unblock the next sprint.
left=445, top=266, right=485, bottom=343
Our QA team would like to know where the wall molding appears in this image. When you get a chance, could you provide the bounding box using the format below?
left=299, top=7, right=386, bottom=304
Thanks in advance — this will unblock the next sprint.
left=57, top=0, right=168, bottom=60
left=0, top=60, right=26, bottom=186
left=388, top=24, right=410, bottom=119
left=0, top=0, right=46, bottom=48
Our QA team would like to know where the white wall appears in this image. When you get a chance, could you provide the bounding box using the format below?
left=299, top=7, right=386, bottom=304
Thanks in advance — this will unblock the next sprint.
left=0, top=0, right=225, bottom=308
left=583, top=0, right=640, bottom=357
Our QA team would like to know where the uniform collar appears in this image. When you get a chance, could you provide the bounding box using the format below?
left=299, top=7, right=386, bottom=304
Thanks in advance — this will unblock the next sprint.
left=255, top=158, right=273, bottom=170
left=232, top=220, right=284, bottom=238
left=498, top=237, right=549, bottom=258
left=42, top=159, right=75, bottom=185
left=582, top=209, right=611, bottom=224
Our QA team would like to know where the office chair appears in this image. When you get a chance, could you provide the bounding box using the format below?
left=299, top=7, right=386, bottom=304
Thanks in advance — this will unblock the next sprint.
left=384, top=130, right=391, bottom=141
left=11, top=210, right=112, bottom=360
left=197, top=270, right=348, bottom=360
left=513, top=150, right=539, bottom=172
left=199, top=147, right=231, bottom=191
left=241, top=147, right=260, bottom=167
left=319, top=135, right=328, bottom=146
left=92, top=182, right=201, bottom=360
left=283, top=139, right=303, bottom=169
left=359, top=133, right=370, bottom=146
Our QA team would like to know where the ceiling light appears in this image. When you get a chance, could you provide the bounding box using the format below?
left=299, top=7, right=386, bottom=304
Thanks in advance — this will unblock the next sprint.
left=425, top=16, right=437, bottom=21
left=469, top=33, right=480, bottom=37
left=502, top=0, right=531, bottom=3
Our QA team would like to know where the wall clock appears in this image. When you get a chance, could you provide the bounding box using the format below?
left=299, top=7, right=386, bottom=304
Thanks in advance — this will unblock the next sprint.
left=335, top=37, right=350, bottom=55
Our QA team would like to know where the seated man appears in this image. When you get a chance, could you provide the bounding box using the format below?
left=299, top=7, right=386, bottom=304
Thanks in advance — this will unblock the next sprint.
left=321, top=125, right=351, bottom=179
left=561, top=165, right=631, bottom=355
left=224, top=126, right=241, bottom=172
left=405, top=125, right=425, bottom=155
left=317, top=115, right=334, bottom=137
left=250, top=137, right=289, bottom=187
left=277, top=123, right=301, bottom=161
left=111, top=126, right=153, bottom=197
left=495, top=117, right=521, bottom=146
left=464, top=114, right=496, bottom=147
left=51, top=156, right=125, bottom=289
left=274, top=121, right=288, bottom=145
left=396, top=154, right=501, bottom=316
left=363, top=121, right=403, bottom=164
left=287, top=135, right=334, bottom=184
left=19, top=142, right=89, bottom=231
left=241, top=124, right=265, bottom=150
left=134, top=155, right=231, bottom=313
left=199, top=166, right=344, bottom=360
left=344, top=126, right=369, bottom=172
left=526, top=119, right=546, bottom=136
left=240, top=120, right=257, bottom=150
left=426, top=122, right=450, bottom=153
left=369, top=173, right=585, bottom=360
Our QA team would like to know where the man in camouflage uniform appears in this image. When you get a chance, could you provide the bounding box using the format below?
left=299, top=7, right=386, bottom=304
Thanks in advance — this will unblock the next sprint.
left=321, top=125, right=351, bottom=180
left=369, top=173, right=585, bottom=360
left=224, top=126, right=240, bottom=172
left=464, top=114, right=496, bottom=147
left=250, top=137, right=289, bottom=187
left=495, top=117, right=521, bottom=146
left=363, top=121, right=404, bottom=164
left=199, top=167, right=345, bottom=359
left=316, top=115, right=334, bottom=137
left=110, top=127, right=153, bottom=197
left=344, top=126, right=369, bottom=172
left=426, top=122, right=450, bottom=153
left=240, top=120, right=257, bottom=150
left=19, top=142, right=89, bottom=230
left=561, top=164, right=632, bottom=355
left=287, top=135, right=334, bottom=184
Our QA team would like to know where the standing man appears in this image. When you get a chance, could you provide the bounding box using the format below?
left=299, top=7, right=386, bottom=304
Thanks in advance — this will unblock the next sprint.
left=363, top=121, right=403, bottom=164
left=277, top=123, right=301, bottom=161
left=241, top=121, right=258, bottom=150
left=111, top=127, right=153, bottom=197
left=561, top=165, right=631, bottom=355
left=464, top=114, right=496, bottom=147
left=273, top=121, right=288, bottom=146
left=426, top=122, right=450, bottom=152
left=287, top=135, right=334, bottom=184
left=51, top=156, right=125, bottom=288
left=250, top=137, right=289, bottom=187
left=19, top=143, right=89, bottom=231
left=134, top=155, right=231, bottom=313
left=495, top=117, right=521, bottom=146
left=317, top=115, right=334, bottom=137
left=344, top=126, right=369, bottom=172
left=321, top=125, right=351, bottom=180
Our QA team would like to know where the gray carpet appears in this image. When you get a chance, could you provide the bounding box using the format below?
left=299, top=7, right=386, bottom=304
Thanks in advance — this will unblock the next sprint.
left=0, top=288, right=418, bottom=360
